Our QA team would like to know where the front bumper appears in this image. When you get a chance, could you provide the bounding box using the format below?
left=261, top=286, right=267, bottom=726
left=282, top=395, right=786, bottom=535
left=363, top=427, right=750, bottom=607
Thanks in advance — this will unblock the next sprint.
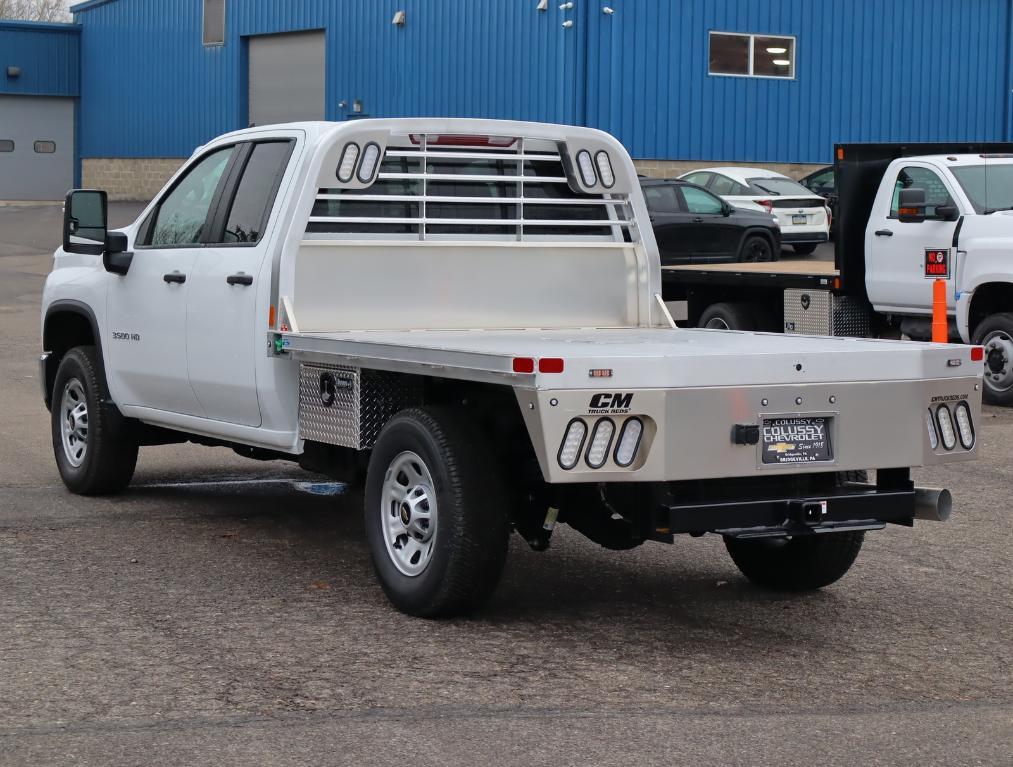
left=39, top=352, right=51, bottom=409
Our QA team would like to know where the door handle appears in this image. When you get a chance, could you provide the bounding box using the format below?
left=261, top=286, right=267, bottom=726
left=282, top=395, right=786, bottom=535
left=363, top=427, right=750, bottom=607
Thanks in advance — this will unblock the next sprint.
left=692, top=217, right=704, bottom=223
left=874, top=229, right=894, bottom=237
left=163, top=271, right=186, bottom=284
left=226, top=273, right=254, bottom=286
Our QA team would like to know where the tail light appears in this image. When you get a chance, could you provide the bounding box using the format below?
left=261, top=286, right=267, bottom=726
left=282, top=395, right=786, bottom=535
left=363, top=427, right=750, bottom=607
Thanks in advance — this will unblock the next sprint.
left=825, top=206, right=832, bottom=228
left=757, top=199, right=773, bottom=213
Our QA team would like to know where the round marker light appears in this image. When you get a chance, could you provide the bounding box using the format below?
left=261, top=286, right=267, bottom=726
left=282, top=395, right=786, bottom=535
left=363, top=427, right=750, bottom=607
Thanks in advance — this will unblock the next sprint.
left=925, top=408, right=938, bottom=450
left=935, top=405, right=957, bottom=451
left=557, top=419, right=587, bottom=470
left=585, top=418, right=616, bottom=469
left=576, top=150, right=597, bottom=187
left=954, top=402, right=975, bottom=449
left=595, top=151, right=615, bottom=188
left=614, top=417, right=643, bottom=467
left=357, top=142, right=381, bottom=182
left=337, top=143, right=360, bottom=182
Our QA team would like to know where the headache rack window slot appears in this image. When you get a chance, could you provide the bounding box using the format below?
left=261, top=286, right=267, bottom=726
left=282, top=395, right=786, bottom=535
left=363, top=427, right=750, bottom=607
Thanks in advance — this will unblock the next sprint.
left=306, top=133, right=635, bottom=242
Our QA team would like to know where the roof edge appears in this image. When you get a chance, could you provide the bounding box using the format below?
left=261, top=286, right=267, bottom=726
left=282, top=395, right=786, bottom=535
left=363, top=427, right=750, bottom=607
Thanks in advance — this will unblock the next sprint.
left=69, top=0, right=119, bottom=14
left=0, top=19, right=80, bottom=32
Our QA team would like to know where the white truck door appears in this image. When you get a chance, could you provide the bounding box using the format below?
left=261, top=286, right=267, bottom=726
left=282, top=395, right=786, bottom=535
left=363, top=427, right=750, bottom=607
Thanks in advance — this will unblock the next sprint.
left=865, top=163, right=960, bottom=313
left=185, top=140, right=294, bottom=427
left=106, top=146, right=237, bottom=416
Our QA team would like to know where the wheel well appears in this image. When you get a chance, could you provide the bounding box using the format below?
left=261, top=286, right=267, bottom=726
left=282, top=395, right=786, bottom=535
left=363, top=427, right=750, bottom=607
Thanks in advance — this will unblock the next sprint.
left=42, top=309, right=98, bottom=410
left=740, top=227, right=776, bottom=251
left=968, top=282, right=1013, bottom=335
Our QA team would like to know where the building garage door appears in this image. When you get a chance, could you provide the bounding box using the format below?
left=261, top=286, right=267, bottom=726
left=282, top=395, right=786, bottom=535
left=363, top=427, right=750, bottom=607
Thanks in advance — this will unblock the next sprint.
left=0, top=95, right=74, bottom=201
left=248, top=30, right=325, bottom=127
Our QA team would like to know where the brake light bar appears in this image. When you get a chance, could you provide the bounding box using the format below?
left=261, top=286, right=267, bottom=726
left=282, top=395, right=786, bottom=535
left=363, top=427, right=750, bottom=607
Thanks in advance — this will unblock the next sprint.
left=409, top=134, right=517, bottom=147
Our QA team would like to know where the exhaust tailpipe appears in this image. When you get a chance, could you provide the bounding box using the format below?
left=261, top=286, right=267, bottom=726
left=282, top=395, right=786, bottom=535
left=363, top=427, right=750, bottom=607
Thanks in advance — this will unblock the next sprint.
left=914, top=487, right=952, bottom=522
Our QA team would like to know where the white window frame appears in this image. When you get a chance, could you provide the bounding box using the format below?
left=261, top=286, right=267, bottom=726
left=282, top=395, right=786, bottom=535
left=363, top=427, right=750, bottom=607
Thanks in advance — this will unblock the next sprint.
left=708, top=31, right=796, bottom=80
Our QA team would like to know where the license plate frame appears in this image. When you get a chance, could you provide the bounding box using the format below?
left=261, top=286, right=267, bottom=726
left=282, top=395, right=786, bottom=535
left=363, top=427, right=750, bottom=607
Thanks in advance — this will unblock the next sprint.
left=791, top=214, right=808, bottom=225
left=760, top=415, right=834, bottom=465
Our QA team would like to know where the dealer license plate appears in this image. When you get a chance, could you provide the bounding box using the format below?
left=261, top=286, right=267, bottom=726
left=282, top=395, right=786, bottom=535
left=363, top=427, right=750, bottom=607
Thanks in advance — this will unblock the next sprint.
left=791, top=214, right=807, bottom=225
left=761, top=416, right=833, bottom=465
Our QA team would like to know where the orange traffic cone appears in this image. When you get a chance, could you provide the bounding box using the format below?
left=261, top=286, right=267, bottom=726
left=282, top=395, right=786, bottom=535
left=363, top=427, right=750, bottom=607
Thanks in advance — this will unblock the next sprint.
left=932, top=279, right=948, bottom=343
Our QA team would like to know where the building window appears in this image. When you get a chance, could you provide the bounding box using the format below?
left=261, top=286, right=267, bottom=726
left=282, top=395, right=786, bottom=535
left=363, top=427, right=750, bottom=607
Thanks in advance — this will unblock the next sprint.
left=34, top=141, right=56, bottom=154
left=203, top=0, right=225, bottom=46
left=709, top=32, right=795, bottom=79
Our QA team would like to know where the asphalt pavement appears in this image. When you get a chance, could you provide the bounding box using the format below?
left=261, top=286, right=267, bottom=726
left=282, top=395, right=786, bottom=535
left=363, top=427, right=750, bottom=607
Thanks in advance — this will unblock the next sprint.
left=0, top=203, right=1010, bottom=766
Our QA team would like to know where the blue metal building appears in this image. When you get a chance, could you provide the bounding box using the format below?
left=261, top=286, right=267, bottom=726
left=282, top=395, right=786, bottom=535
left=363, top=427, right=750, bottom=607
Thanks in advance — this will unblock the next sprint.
left=3, top=0, right=1013, bottom=198
left=0, top=20, right=79, bottom=198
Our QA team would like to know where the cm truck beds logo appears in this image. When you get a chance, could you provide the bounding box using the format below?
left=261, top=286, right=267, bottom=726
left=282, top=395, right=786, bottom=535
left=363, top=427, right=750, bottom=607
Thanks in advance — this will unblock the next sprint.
left=589, top=392, right=633, bottom=414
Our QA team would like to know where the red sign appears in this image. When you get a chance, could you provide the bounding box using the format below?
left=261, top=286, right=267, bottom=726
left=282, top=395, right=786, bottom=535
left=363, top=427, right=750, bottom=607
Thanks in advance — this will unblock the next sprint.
left=924, top=248, right=950, bottom=279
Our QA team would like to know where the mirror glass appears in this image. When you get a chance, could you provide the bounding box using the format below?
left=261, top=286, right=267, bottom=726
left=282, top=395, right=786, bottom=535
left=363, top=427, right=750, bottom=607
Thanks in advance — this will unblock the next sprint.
left=67, top=191, right=106, bottom=247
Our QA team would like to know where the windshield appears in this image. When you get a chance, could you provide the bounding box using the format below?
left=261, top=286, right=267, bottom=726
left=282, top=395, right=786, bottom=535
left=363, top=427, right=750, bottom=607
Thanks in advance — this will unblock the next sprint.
left=746, top=177, right=813, bottom=196
left=950, top=164, right=1013, bottom=213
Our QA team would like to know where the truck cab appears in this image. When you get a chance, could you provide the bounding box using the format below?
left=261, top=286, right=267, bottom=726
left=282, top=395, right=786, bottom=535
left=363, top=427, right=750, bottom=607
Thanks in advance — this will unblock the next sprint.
left=862, top=153, right=1013, bottom=401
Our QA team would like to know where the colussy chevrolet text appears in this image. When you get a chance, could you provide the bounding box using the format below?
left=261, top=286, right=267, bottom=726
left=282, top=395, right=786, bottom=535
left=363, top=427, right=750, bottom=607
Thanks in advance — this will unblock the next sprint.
left=41, top=119, right=982, bottom=616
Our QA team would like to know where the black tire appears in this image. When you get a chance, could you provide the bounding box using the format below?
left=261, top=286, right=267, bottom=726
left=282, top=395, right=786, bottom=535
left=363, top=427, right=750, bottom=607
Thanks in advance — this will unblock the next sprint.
left=837, top=470, right=869, bottom=484
left=51, top=346, right=138, bottom=495
left=698, top=302, right=757, bottom=331
left=971, top=312, right=1013, bottom=406
left=793, top=243, right=818, bottom=256
left=724, top=531, right=865, bottom=591
left=738, top=234, right=774, bottom=263
left=364, top=406, right=510, bottom=617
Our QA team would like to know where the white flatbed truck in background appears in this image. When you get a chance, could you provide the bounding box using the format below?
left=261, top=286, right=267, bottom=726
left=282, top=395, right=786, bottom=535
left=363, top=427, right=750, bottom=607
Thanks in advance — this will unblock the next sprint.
left=42, top=119, right=981, bottom=616
left=662, top=142, right=1013, bottom=405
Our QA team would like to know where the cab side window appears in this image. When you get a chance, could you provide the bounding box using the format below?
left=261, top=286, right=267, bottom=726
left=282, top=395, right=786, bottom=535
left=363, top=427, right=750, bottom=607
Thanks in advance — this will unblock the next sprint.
left=680, top=185, right=725, bottom=215
left=890, top=166, right=954, bottom=219
left=221, top=141, right=293, bottom=244
left=147, top=147, right=234, bottom=246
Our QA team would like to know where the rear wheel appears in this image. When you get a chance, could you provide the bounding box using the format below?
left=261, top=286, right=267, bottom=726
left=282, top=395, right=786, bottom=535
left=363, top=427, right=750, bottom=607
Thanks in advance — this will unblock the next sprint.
left=738, top=234, right=774, bottom=263
left=972, top=313, right=1013, bottom=405
left=51, top=346, right=138, bottom=495
left=698, top=302, right=757, bottom=331
left=793, top=243, right=818, bottom=256
left=724, top=531, right=865, bottom=591
left=364, top=406, right=510, bottom=617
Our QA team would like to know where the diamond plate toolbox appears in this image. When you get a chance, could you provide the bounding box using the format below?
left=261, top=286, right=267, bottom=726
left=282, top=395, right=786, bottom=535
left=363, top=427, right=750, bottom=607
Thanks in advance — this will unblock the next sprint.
left=783, top=288, right=870, bottom=337
left=298, top=364, right=422, bottom=449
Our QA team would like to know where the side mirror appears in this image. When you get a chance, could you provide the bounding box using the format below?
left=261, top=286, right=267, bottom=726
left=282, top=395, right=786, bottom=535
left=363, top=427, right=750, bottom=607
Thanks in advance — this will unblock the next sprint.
left=897, top=188, right=926, bottom=223
left=935, top=204, right=959, bottom=222
left=722, top=203, right=733, bottom=216
left=63, top=189, right=133, bottom=274
left=63, top=189, right=107, bottom=255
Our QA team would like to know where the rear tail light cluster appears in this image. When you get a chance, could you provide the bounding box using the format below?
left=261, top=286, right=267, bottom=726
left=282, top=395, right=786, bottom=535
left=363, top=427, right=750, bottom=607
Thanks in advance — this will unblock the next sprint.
left=557, top=416, right=645, bottom=470
left=927, top=402, right=975, bottom=452
left=757, top=199, right=774, bottom=213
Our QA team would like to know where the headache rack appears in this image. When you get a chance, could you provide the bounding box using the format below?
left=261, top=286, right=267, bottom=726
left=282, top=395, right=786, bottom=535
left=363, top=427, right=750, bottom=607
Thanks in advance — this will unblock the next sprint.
left=305, top=133, right=637, bottom=242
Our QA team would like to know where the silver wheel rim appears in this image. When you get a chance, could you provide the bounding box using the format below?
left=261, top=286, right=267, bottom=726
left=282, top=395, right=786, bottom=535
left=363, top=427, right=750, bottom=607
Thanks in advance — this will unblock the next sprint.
left=704, top=317, right=731, bottom=330
left=60, top=378, right=89, bottom=468
left=983, top=331, right=1013, bottom=393
left=380, top=451, right=438, bottom=577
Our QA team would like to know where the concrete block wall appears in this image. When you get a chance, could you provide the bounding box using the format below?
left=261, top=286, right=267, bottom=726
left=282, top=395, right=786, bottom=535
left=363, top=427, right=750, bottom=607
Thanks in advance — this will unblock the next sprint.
left=633, top=159, right=824, bottom=181
left=81, top=158, right=185, bottom=201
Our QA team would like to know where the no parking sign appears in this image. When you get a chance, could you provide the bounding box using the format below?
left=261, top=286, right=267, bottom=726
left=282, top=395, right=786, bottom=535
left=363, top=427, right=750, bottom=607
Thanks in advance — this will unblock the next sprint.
left=924, top=248, right=950, bottom=279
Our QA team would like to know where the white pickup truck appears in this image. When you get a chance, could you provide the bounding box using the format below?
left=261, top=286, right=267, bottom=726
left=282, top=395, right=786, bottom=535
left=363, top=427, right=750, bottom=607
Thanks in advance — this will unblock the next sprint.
left=662, top=144, right=1013, bottom=405
left=41, top=119, right=981, bottom=617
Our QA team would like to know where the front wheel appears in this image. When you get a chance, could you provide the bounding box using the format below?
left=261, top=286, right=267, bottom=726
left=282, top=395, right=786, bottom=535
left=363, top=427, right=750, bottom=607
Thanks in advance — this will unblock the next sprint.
left=364, top=407, right=510, bottom=617
left=972, top=313, right=1013, bottom=405
left=51, top=346, right=138, bottom=495
left=724, top=531, right=865, bottom=591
